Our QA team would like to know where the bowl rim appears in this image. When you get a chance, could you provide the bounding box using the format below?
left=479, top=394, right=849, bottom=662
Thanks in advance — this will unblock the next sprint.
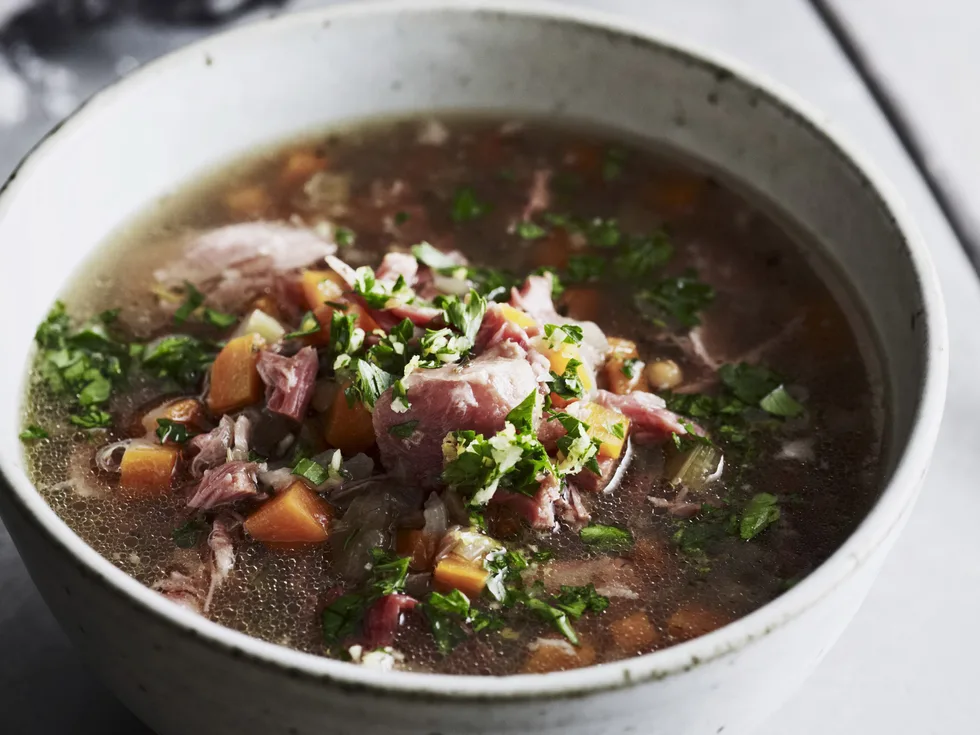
left=0, top=0, right=948, bottom=701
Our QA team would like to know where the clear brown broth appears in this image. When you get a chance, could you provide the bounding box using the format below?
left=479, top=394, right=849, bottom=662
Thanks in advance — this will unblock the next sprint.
left=23, top=115, right=885, bottom=675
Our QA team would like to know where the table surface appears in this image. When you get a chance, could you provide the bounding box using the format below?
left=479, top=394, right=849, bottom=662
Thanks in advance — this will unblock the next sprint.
left=2, top=1, right=979, bottom=733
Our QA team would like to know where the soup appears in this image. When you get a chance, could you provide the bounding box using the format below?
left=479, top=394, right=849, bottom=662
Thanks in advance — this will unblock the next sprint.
left=21, top=116, right=884, bottom=675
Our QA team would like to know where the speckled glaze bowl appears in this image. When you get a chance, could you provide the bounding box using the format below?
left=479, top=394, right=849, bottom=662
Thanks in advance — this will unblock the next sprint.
left=0, top=2, right=947, bottom=734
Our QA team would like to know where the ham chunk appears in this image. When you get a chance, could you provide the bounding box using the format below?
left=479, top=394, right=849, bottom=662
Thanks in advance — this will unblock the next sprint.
left=490, top=474, right=562, bottom=531
left=187, top=461, right=261, bottom=510
left=375, top=251, right=420, bottom=285
left=373, top=342, right=538, bottom=485
left=528, top=556, right=640, bottom=600
left=362, top=593, right=418, bottom=649
left=154, top=223, right=336, bottom=313
left=594, top=390, right=691, bottom=444
left=257, top=347, right=318, bottom=422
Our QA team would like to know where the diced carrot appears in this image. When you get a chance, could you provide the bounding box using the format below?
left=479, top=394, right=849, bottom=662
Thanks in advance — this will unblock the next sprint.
left=280, top=148, right=328, bottom=187
left=251, top=294, right=281, bottom=320
left=225, top=185, right=270, bottom=219
left=244, top=480, right=333, bottom=544
left=610, top=612, right=660, bottom=651
left=644, top=171, right=705, bottom=219
left=579, top=401, right=630, bottom=459
left=119, top=444, right=179, bottom=497
left=521, top=639, right=596, bottom=674
left=498, top=304, right=537, bottom=331
left=604, top=337, right=649, bottom=395
left=299, top=269, right=347, bottom=310
left=560, top=287, right=601, bottom=322
left=532, top=229, right=572, bottom=270
left=433, top=557, right=489, bottom=599
left=207, top=334, right=264, bottom=415
left=667, top=605, right=730, bottom=641
left=396, top=529, right=437, bottom=571
left=306, top=300, right=380, bottom=347
left=323, top=392, right=376, bottom=455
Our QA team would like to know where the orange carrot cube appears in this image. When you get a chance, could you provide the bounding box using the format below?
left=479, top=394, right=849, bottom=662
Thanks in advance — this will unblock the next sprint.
left=119, top=444, right=179, bottom=497
left=244, top=480, right=333, bottom=544
left=207, top=334, right=264, bottom=415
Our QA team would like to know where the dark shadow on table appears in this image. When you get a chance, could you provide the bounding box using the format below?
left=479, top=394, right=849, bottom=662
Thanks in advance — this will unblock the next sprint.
left=0, top=520, right=152, bottom=734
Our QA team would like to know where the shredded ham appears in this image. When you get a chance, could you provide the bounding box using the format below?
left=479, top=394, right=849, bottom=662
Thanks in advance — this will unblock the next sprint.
left=490, top=474, right=561, bottom=531
left=152, top=569, right=206, bottom=613
left=520, top=168, right=552, bottom=222
left=362, top=594, right=418, bottom=649
left=187, top=461, right=261, bottom=510
left=204, top=514, right=238, bottom=612
left=594, top=390, right=692, bottom=444
left=257, top=346, right=318, bottom=422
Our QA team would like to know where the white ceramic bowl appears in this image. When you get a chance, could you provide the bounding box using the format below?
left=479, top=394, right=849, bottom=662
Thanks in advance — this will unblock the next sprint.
left=0, top=2, right=947, bottom=734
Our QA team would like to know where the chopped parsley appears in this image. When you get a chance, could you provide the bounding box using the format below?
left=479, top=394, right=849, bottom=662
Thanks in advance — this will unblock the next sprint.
left=388, top=420, right=419, bottom=439
left=450, top=186, right=491, bottom=222
left=566, top=254, right=606, bottom=283
left=292, top=457, right=330, bottom=486
left=341, top=358, right=396, bottom=409
left=19, top=425, right=48, bottom=441
left=516, top=221, right=547, bottom=240
left=612, top=233, right=673, bottom=278
left=34, top=302, right=140, bottom=428
left=437, top=265, right=518, bottom=302
left=156, top=418, right=194, bottom=444
left=142, top=335, right=219, bottom=388
left=718, top=363, right=804, bottom=419
left=504, top=391, right=539, bottom=435
left=602, top=147, right=626, bottom=181
left=322, top=549, right=412, bottom=647
left=284, top=310, right=321, bottom=339
left=335, top=226, right=355, bottom=247
left=172, top=518, right=208, bottom=549
left=394, top=211, right=411, bottom=225
left=436, top=290, right=487, bottom=344
left=353, top=266, right=416, bottom=310
left=423, top=589, right=499, bottom=655
left=552, top=583, right=610, bottom=619
left=328, top=311, right=365, bottom=362
left=543, top=323, right=584, bottom=348
left=549, top=410, right=601, bottom=477
left=635, top=269, right=715, bottom=328
left=390, top=379, right=411, bottom=413
left=173, top=282, right=205, bottom=324
left=549, top=359, right=587, bottom=401
left=202, top=308, right=237, bottom=328
left=580, top=523, right=633, bottom=551
left=621, top=358, right=640, bottom=378
left=442, top=423, right=554, bottom=505
left=739, top=493, right=780, bottom=540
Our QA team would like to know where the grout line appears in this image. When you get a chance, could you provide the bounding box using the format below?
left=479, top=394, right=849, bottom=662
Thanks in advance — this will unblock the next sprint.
left=810, top=0, right=980, bottom=272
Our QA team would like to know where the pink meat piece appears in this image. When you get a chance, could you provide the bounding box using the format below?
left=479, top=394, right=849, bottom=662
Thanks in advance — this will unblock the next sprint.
left=521, top=168, right=552, bottom=222
left=509, top=274, right=609, bottom=369
left=594, top=390, right=693, bottom=444
left=373, top=342, right=538, bottom=486
left=475, top=303, right=532, bottom=352
left=154, top=223, right=335, bottom=313
left=529, top=557, right=639, bottom=599
left=362, top=594, right=419, bottom=649
left=370, top=301, right=442, bottom=332
left=569, top=454, right=619, bottom=494
left=205, top=514, right=238, bottom=612
left=187, top=416, right=233, bottom=478
left=375, top=252, right=419, bottom=285
left=187, top=461, right=260, bottom=510
left=257, top=347, right=319, bottom=422
left=555, top=483, right=591, bottom=530
left=490, top=473, right=561, bottom=531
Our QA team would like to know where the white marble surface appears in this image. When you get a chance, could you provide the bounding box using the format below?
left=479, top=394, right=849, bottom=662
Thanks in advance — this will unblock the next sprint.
left=823, top=0, right=980, bottom=260
left=1, top=1, right=978, bottom=732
